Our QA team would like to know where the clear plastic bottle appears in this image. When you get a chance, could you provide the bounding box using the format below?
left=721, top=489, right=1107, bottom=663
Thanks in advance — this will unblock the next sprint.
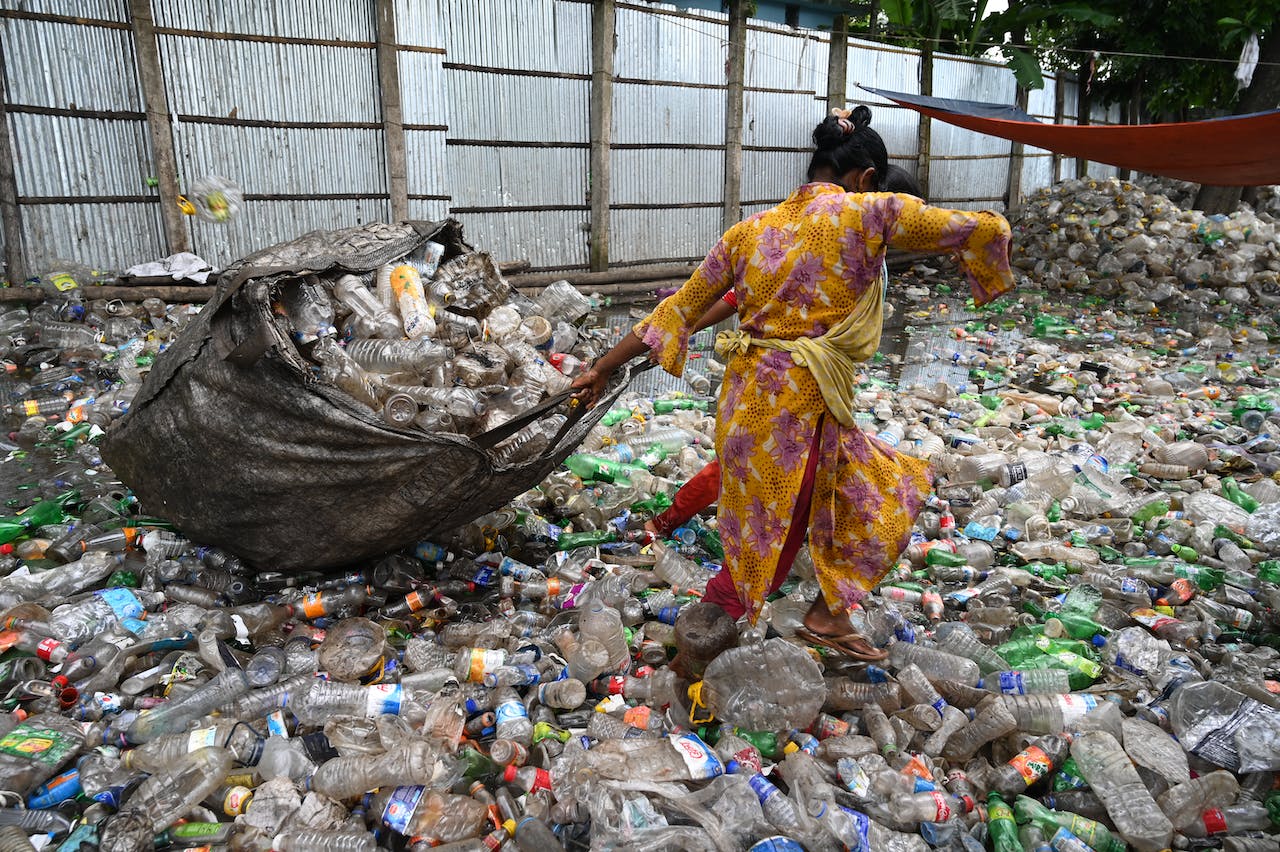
left=887, top=642, right=980, bottom=686
left=1155, top=769, right=1240, bottom=831
left=312, top=338, right=382, bottom=409
left=808, top=799, right=928, bottom=852
left=982, top=669, right=1072, bottom=695
left=98, top=747, right=234, bottom=852
left=493, top=685, right=533, bottom=747
left=1002, top=693, right=1103, bottom=735
left=289, top=679, right=417, bottom=726
left=333, top=274, right=402, bottom=339
left=1069, top=730, right=1173, bottom=852
left=385, top=264, right=436, bottom=338
left=124, top=719, right=263, bottom=773
left=121, top=666, right=253, bottom=744
left=652, top=544, right=712, bottom=595
left=824, top=679, right=902, bottom=712
left=577, top=603, right=631, bottom=674
left=700, top=638, right=826, bottom=732
left=934, top=621, right=1010, bottom=674
left=942, top=697, right=1017, bottom=761
left=273, top=831, right=376, bottom=852
left=40, top=320, right=103, bottom=349
left=344, top=337, right=452, bottom=375
left=575, top=732, right=724, bottom=783
left=280, top=278, right=336, bottom=343
left=309, top=740, right=445, bottom=801
left=370, top=787, right=489, bottom=843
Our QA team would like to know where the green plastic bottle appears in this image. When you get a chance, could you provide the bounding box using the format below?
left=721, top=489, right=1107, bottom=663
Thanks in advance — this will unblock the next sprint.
left=631, top=494, right=673, bottom=516
left=924, top=548, right=967, bottom=568
left=1258, top=561, right=1280, bottom=584
left=563, top=454, right=638, bottom=484
left=556, top=529, right=618, bottom=551
left=1130, top=497, right=1171, bottom=525
left=456, top=746, right=499, bottom=780
left=1221, top=478, right=1259, bottom=513
left=986, top=792, right=1023, bottom=852
left=1013, top=796, right=1126, bottom=852
left=0, top=494, right=75, bottom=545
left=652, top=399, right=710, bottom=413
left=731, top=728, right=779, bottom=759
left=1060, top=584, right=1103, bottom=617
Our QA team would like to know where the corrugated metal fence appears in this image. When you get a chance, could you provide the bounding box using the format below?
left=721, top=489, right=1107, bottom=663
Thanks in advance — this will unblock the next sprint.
left=0, top=0, right=1118, bottom=278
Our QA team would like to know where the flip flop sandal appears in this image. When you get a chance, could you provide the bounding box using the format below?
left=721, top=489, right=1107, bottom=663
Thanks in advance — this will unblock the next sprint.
left=794, top=627, right=888, bottom=662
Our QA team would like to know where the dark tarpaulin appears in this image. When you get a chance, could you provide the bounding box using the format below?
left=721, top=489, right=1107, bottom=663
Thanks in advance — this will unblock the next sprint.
left=861, top=85, right=1280, bottom=187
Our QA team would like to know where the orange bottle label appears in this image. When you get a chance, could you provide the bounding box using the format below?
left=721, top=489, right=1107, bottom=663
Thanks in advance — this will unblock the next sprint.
left=1008, top=745, right=1052, bottom=785
left=404, top=591, right=427, bottom=612
left=623, top=705, right=652, bottom=729
left=299, top=593, right=326, bottom=619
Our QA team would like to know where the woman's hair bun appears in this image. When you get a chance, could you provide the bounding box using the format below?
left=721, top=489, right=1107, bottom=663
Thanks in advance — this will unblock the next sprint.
left=851, top=105, right=873, bottom=130
left=812, top=116, right=847, bottom=149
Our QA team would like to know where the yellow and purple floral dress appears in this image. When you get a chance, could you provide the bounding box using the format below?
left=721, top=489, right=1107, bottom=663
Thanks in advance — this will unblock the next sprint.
left=635, top=182, right=1014, bottom=623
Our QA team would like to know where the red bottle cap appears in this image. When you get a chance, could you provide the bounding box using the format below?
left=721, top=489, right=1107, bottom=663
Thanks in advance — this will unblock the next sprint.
left=502, top=764, right=518, bottom=783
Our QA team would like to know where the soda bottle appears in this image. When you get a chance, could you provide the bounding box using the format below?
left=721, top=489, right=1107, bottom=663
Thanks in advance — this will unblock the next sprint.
left=987, top=792, right=1023, bottom=852
left=990, top=734, right=1072, bottom=795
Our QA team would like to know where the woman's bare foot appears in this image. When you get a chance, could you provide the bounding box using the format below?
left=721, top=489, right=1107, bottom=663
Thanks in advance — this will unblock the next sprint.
left=801, top=596, right=855, bottom=636
left=796, top=597, right=886, bottom=661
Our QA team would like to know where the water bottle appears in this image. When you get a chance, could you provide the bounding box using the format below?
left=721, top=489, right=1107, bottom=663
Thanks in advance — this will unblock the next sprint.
left=279, top=278, right=336, bottom=343
left=941, top=697, right=1017, bottom=761
left=332, top=274, right=402, bottom=339
left=309, top=740, right=446, bottom=801
left=368, top=787, right=488, bottom=843
left=887, top=642, right=980, bottom=686
left=933, top=621, right=1010, bottom=674
left=274, top=832, right=375, bottom=852
left=1155, top=769, right=1239, bottom=831
left=312, top=338, right=382, bottom=409
left=981, top=669, right=1072, bottom=695
left=1069, top=731, right=1173, bottom=851
left=344, top=337, right=453, bottom=376
left=123, top=720, right=263, bottom=773
left=700, top=638, right=826, bottom=732
left=493, top=686, right=533, bottom=747
left=384, top=264, right=435, bottom=338
left=577, top=603, right=631, bottom=674
left=575, top=732, right=724, bottom=782
left=98, top=748, right=234, bottom=852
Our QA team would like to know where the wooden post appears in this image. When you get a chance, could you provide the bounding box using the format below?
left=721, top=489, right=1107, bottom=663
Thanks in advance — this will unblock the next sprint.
left=1051, top=76, right=1065, bottom=183
left=375, top=0, right=408, bottom=221
left=722, top=0, right=747, bottom=231
left=128, top=0, right=190, bottom=254
left=1005, top=79, right=1029, bottom=214
left=589, top=0, right=616, bottom=272
left=0, top=46, right=26, bottom=285
left=1074, top=58, right=1091, bottom=178
left=915, top=43, right=933, bottom=199
left=826, top=14, right=848, bottom=112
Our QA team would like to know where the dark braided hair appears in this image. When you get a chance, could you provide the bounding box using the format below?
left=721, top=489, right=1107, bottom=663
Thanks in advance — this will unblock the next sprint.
left=807, top=105, right=890, bottom=190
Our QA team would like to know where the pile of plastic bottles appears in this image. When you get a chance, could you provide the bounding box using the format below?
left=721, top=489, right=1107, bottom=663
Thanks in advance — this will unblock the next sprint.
left=1, top=193, right=1280, bottom=852
left=273, top=247, right=609, bottom=464
left=1012, top=176, right=1280, bottom=314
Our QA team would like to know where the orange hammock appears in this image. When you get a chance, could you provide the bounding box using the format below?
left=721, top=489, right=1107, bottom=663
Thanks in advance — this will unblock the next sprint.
left=862, top=86, right=1280, bottom=187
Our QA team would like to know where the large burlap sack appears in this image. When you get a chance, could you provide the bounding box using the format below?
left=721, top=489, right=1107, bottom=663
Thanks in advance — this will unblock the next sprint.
left=102, top=220, right=628, bottom=570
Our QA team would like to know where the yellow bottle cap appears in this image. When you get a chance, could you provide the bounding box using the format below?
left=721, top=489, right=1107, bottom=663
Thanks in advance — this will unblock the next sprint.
left=503, top=819, right=517, bottom=835
left=783, top=742, right=799, bottom=755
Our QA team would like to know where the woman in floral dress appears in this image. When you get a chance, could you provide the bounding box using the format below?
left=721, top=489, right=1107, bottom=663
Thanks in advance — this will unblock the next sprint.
left=573, top=106, right=1014, bottom=657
